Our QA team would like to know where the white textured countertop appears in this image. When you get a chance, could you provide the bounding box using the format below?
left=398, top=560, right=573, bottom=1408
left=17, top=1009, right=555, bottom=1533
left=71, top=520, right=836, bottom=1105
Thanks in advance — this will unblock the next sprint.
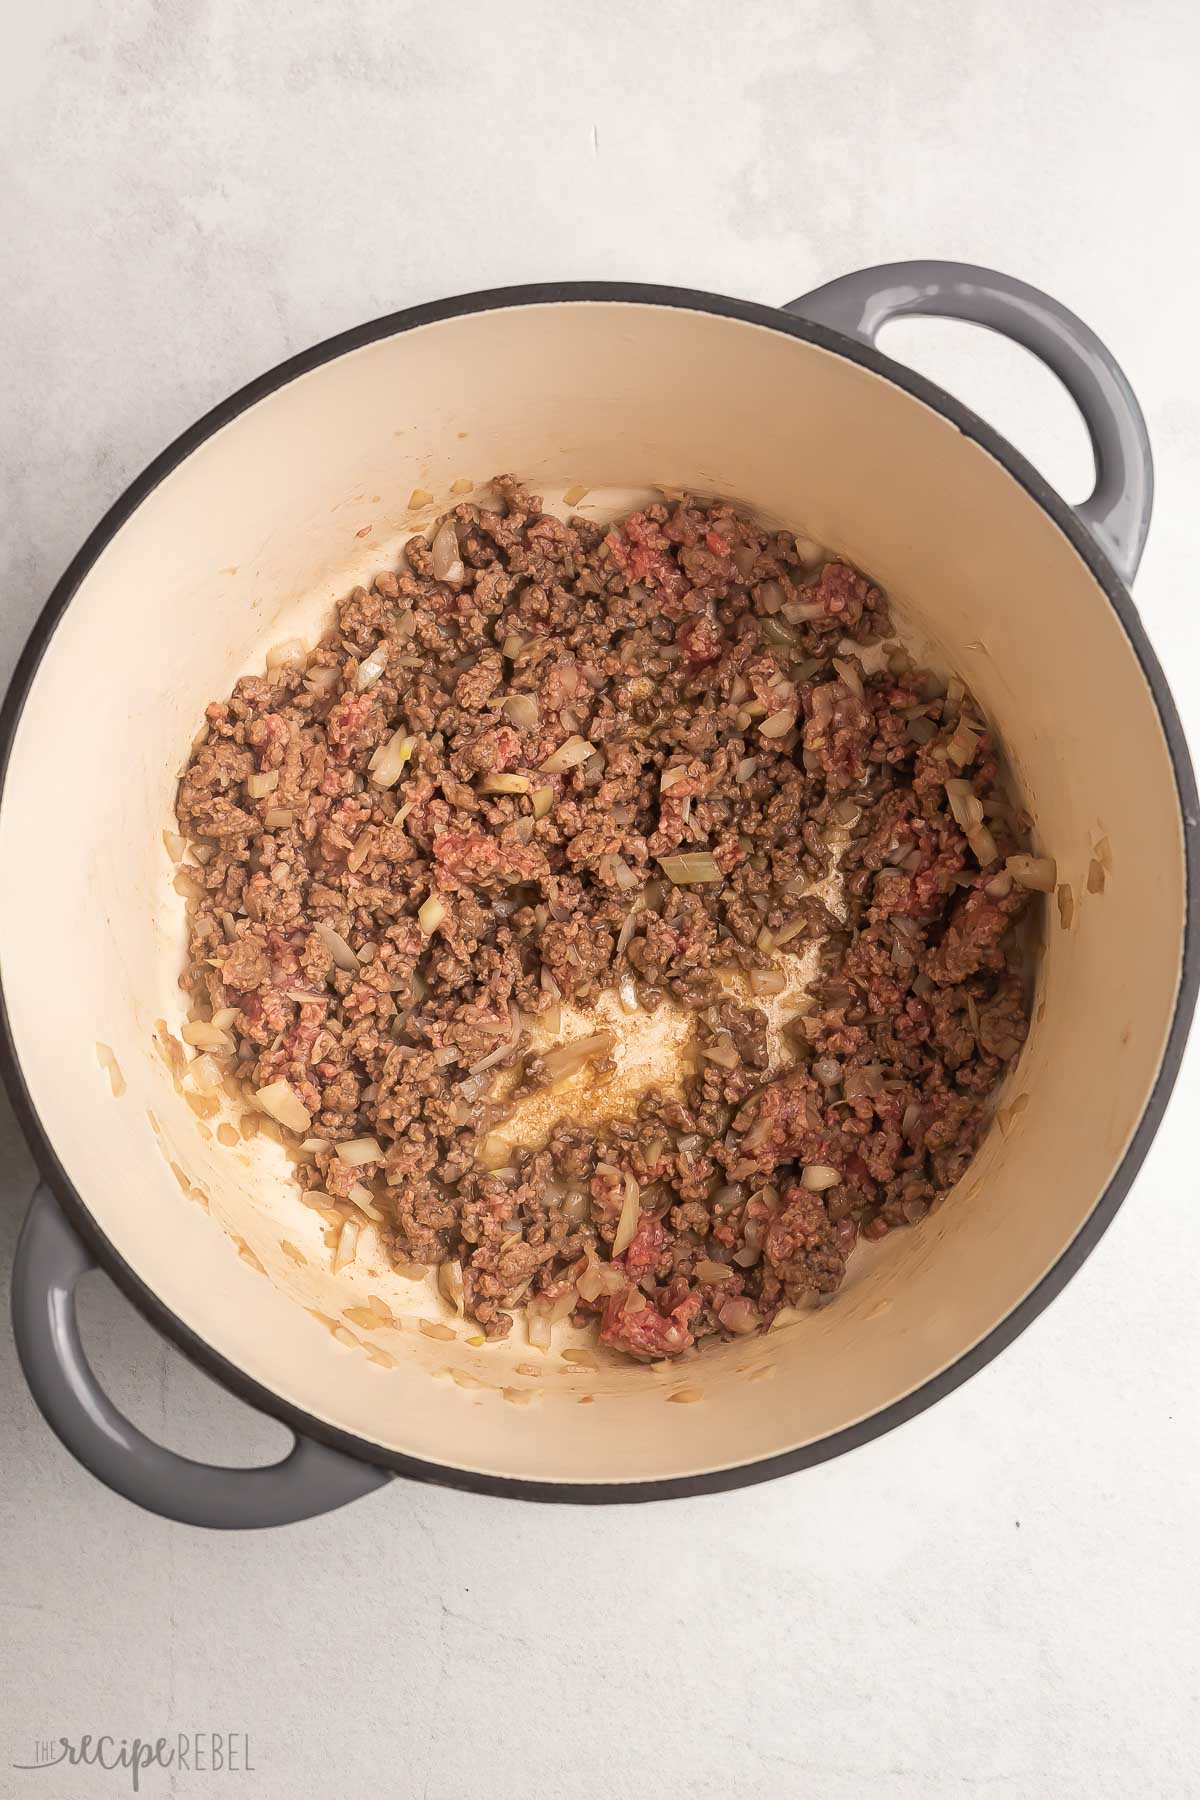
left=2, top=4, right=1199, bottom=1796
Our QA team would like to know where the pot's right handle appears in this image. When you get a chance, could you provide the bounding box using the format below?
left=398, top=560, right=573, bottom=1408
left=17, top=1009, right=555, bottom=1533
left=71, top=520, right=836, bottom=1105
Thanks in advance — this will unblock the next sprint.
left=783, top=260, right=1154, bottom=585
left=11, top=1185, right=391, bottom=1529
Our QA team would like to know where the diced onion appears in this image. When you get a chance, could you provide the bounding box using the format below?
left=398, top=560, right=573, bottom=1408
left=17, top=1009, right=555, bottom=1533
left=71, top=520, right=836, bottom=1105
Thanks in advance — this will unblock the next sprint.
left=333, top=1218, right=360, bottom=1273
left=618, top=973, right=639, bottom=1014
left=748, top=967, right=787, bottom=996
left=247, top=769, right=279, bottom=798
left=478, top=772, right=531, bottom=794
left=832, top=656, right=864, bottom=699
left=356, top=646, right=389, bottom=691
left=538, top=1002, right=562, bottom=1037
left=418, top=893, right=446, bottom=935
left=305, top=664, right=341, bottom=695
left=181, top=1020, right=234, bottom=1053
left=560, top=1187, right=590, bottom=1226
left=658, top=852, right=720, bottom=885
left=502, top=633, right=526, bottom=660
left=347, top=1181, right=385, bottom=1222
left=539, top=734, right=592, bottom=774
left=335, top=1136, right=385, bottom=1165
left=718, top=1298, right=760, bottom=1335
left=801, top=1164, right=840, bottom=1192
left=347, top=829, right=373, bottom=872
left=369, top=728, right=417, bottom=789
left=695, top=1259, right=735, bottom=1283
left=578, top=1252, right=625, bottom=1302
left=476, top=1134, right=512, bottom=1169
left=187, top=1054, right=223, bottom=1094
left=735, top=757, right=758, bottom=783
left=532, top=785, right=553, bottom=819
left=774, top=915, right=811, bottom=948
left=255, top=1080, right=311, bottom=1134
left=660, top=764, right=689, bottom=792
left=315, top=921, right=361, bottom=970
left=967, top=822, right=999, bottom=865
left=162, top=829, right=186, bottom=861
left=542, top=1031, right=615, bottom=1082
left=945, top=778, right=984, bottom=834
left=615, top=901, right=643, bottom=956
left=947, top=720, right=982, bottom=768
left=758, top=710, right=797, bottom=740
left=503, top=693, right=539, bottom=730
left=264, top=807, right=293, bottom=829
left=612, top=1172, right=642, bottom=1257
left=526, top=1305, right=552, bottom=1351
left=438, top=1259, right=466, bottom=1317
left=782, top=600, right=826, bottom=624
left=265, top=638, right=306, bottom=669
left=546, top=1286, right=580, bottom=1325
left=1007, top=853, right=1057, bottom=892
left=431, top=520, right=464, bottom=583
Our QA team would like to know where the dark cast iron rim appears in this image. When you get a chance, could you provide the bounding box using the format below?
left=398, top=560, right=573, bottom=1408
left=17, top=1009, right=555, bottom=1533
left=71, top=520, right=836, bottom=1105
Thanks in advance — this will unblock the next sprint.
left=2, top=281, right=1196, bottom=1505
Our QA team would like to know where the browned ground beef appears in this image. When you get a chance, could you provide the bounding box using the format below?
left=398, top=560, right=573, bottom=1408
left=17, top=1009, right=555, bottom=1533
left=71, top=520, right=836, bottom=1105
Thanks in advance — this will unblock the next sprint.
left=176, top=476, right=1038, bottom=1361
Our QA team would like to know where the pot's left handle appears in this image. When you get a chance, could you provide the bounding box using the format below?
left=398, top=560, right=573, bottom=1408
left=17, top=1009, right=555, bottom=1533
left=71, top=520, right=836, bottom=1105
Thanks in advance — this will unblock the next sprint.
left=11, top=1186, right=391, bottom=1529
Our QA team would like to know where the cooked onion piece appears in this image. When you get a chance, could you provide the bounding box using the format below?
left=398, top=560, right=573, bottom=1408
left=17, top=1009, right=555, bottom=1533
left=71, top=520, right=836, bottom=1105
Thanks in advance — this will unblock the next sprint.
left=658, top=852, right=720, bottom=884
left=1007, top=853, right=1057, bottom=892
left=369, top=728, right=417, bottom=789
left=256, top=1081, right=311, bottom=1135
left=612, top=1171, right=641, bottom=1257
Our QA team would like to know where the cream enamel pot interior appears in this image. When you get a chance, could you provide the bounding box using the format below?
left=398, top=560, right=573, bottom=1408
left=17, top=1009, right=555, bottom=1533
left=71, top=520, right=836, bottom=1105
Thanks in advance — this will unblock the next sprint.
left=3, top=263, right=1196, bottom=1528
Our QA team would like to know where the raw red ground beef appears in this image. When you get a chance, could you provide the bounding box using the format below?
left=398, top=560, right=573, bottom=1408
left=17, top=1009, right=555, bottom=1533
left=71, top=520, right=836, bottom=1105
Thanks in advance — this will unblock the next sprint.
left=176, top=476, right=1046, bottom=1360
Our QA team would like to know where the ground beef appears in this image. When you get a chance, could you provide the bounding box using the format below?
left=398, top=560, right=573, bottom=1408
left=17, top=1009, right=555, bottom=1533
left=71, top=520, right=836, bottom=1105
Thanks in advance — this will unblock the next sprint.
left=175, top=478, right=1040, bottom=1361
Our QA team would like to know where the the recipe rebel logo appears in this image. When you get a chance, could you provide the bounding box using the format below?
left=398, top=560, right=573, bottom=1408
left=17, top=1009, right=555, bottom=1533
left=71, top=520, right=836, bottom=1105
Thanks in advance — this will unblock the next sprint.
left=11, top=1731, right=255, bottom=1791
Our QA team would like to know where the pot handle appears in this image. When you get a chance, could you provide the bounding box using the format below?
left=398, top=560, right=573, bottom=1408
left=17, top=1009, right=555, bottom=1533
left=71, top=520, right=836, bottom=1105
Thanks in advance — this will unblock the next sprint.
left=783, top=260, right=1153, bottom=585
left=11, top=1185, right=391, bottom=1529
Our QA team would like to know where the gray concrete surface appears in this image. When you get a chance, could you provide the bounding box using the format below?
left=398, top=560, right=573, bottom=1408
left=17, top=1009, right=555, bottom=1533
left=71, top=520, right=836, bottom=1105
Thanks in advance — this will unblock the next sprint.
left=2, top=3, right=1198, bottom=1795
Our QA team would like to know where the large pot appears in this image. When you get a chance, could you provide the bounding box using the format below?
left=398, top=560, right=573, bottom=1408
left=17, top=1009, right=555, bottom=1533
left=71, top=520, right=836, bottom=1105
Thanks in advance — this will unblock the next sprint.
left=3, top=263, right=1195, bottom=1527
